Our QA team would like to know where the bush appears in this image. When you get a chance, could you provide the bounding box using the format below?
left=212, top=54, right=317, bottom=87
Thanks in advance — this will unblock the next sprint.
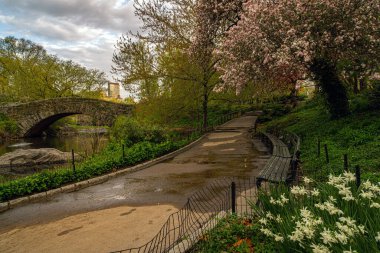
left=369, top=81, right=380, bottom=109
left=110, top=116, right=167, bottom=146
left=0, top=113, right=19, bottom=139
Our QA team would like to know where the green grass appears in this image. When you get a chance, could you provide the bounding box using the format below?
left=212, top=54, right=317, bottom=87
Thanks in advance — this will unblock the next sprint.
left=260, top=98, right=380, bottom=181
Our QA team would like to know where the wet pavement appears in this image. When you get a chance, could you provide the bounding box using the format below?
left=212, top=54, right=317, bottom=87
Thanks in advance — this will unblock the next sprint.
left=0, top=116, right=270, bottom=251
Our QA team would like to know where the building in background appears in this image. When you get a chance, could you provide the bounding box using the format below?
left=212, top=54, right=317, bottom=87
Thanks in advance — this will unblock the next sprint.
left=107, top=82, right=121, bottom=99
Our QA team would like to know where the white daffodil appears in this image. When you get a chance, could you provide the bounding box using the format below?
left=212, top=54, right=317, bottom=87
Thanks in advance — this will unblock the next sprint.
left=280, top=193, right=289, bottom=204
left=274, top=234, right=284, bottom=242
left=260, top=228, right=273, bottom=236
left=334, top=231, right=348, bottom=244
left=360, top=191, right=374, bottom=200
left=320, top=228, right=337, bottom=245
left=358, top=225, right=366, bottom=234
left=291, top=186, right=308, bottom=196
left=311, top=243, right=331, bottom=253
left=339, top=217, right=356, bottom=227
left=259, top=218, right=268, bottom=225
left=343, top=171, right=356, bottom=183
left=328, top=175, right=344, bottom=186
left=304, top=176, right=313, bottom=185
left=375, top=232, right=380, bottom=242
left=343, top=246, right=358, bottom=253
left=311, top=188, right=320, bottom=196
left=315, top=200, right=343, bottom=215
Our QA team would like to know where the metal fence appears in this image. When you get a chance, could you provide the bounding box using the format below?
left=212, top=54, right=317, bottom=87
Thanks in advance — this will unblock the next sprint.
left=111, top=177, right=261, bottom=253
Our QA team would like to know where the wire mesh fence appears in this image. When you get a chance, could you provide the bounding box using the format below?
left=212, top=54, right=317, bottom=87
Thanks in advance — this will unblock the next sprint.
left=111, top=177, right=262, bottom=253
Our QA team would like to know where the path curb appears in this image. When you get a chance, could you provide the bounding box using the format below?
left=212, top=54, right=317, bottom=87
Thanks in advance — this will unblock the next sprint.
left=0, top=134, right=208, bottom=213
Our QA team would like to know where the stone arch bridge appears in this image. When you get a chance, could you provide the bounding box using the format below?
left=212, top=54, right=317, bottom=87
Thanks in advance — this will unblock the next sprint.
left=0, top=97, right=133, bottom=137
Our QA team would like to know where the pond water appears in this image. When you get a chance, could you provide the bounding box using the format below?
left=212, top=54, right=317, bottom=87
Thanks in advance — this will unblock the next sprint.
left=0, top=134, right=109, bottom=180
left=0, top=135, right=109, bottom=157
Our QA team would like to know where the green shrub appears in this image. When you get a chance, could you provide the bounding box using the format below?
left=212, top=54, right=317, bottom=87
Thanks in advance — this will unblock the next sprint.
left=369, top=81, right=380, bottom=109
left=351, top=95, right=370, bottom=113
left=111, top=116, right=168, bottom=146
left=0, top=113, right=19, bottom=138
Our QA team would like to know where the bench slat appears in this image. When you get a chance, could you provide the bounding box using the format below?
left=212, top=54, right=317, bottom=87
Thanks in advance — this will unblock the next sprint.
left=258, top=131, right=299, bottom=186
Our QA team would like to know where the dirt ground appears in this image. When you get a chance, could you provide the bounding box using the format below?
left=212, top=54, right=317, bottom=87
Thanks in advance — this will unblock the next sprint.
left=0, top=204, right=178, bottom=253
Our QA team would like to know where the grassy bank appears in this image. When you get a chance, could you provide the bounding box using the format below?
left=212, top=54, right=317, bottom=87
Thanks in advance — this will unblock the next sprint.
left=260, top=98, right=380, bottom=181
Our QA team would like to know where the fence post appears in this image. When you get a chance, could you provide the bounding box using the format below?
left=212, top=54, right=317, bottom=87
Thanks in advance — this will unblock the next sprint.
left=231, top=182, right=236, bottom=214
left=122, top=144, right=125, bottom=158
left=317, top=138, right=321, bottom=157
left=343, top=154, right=348, bottom=172
left=71, top=149, right=76, bottom=175
left=355, top=165, right=361, bottom=188
left=324, top=144, right=329, bottom=164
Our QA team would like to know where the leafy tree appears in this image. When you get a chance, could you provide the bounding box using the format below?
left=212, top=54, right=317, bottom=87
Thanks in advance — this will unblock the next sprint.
left=113, top=0, right=236, bottom=129
left=112, top=36, right=159, bottom=101
left=0, top=36, right=107, bottom=102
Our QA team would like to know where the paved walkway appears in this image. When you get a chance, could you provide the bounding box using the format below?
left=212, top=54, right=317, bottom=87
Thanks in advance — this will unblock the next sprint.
left=0, top=116, right=269, bottom=253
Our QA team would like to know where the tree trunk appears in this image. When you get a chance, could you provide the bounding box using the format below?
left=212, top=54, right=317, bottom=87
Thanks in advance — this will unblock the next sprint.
left=359, top=78, right=367, bottom=91
left=353, top=77, right=359, bottom=94
left=311, top=58, right=349, bottom=118
left=202, top=83, right=208, bottom=131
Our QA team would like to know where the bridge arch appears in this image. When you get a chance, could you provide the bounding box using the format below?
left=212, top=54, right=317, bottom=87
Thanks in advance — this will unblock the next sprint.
left=24, top=113, right=79, bottom=137
left=0, top=98, right=133, bottom=138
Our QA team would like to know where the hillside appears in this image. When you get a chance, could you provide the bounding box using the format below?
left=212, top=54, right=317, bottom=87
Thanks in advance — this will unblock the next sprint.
left=261, top=98, right=380, bottom=182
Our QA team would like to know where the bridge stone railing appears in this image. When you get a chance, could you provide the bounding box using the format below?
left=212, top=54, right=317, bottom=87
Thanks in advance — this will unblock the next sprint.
left=0, top=97, right=133, bottom=137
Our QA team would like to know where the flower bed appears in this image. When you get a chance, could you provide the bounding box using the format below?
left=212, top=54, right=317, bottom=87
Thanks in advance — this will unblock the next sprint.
left=255, top=173, right=380, bottom=252
left=194, top=172, right=380, bottom=252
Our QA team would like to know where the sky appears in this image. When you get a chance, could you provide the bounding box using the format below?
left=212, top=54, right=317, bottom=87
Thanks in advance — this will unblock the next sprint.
left=0, top=0, right=142, bottom=98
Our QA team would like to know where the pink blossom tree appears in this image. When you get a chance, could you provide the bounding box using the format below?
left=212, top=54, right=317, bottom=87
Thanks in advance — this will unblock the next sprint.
left=191, top=0, right=245, bottom=127
left=216, top=0, right=380, bottom=117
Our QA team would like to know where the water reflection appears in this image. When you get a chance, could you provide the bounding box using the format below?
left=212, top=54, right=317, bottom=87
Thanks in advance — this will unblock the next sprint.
left=0, top=135, right=109, bottom=157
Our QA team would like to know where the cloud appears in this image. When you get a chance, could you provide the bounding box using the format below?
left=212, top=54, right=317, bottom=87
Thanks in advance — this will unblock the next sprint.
left=1, top=0, right=141, bottom=33
left=44, top=38, right=116, bottom=73
left=0, top=0, right=142, bottom=91
left=0, top=0, right=143, bottom=98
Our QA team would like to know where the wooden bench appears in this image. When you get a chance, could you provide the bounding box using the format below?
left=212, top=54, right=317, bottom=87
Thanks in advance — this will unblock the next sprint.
left=256, top=131, right=300, bottom=187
